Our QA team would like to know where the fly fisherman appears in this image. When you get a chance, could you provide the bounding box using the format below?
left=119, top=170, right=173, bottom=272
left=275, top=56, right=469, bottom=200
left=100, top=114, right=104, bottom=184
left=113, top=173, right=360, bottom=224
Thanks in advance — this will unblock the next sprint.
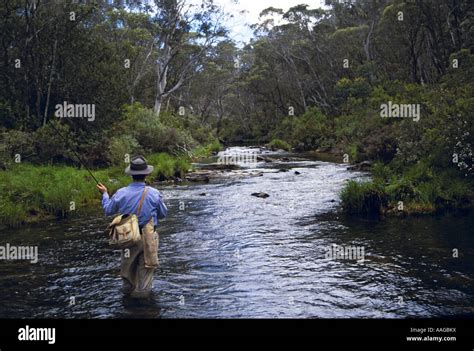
left=96, top=155, right=167, bottom=298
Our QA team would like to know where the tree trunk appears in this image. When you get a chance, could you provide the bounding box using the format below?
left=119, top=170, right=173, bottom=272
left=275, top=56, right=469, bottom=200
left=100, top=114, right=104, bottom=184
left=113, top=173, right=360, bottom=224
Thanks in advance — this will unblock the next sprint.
left=154, top=96, right=162, bottom=116
left=154, top=46, right=169, bottom=117
left=43, top=37, right=58, bottom=126
left=363, top=21, right=375, bottom=83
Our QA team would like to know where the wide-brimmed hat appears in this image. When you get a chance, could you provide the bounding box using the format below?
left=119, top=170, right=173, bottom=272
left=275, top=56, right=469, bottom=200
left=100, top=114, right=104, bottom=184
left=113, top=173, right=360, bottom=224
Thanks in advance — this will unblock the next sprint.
left=125, top=155, right=154, bottom=176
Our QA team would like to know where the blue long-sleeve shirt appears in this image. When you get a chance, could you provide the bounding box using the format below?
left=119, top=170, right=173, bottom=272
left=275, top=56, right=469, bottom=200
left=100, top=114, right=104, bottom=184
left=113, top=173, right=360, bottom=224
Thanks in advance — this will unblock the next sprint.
left=101, top=182, right=167, bottom=227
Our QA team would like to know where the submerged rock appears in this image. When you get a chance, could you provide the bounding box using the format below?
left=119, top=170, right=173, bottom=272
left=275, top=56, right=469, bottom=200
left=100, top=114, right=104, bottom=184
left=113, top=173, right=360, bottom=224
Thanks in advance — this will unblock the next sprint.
left=294, top=171, right=301, bottom=175
left=257, top=155, right=276, bottom=163
left=200, top=163, right=241, bottom=171
left=185, top=171, right=210, bottom=183
left=251, top=192, right=270, bottom=198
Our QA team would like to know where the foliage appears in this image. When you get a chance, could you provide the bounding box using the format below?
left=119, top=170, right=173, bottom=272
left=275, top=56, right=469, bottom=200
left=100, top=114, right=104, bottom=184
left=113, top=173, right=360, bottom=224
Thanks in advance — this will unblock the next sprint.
left=266, top=139, right=291, bottom=151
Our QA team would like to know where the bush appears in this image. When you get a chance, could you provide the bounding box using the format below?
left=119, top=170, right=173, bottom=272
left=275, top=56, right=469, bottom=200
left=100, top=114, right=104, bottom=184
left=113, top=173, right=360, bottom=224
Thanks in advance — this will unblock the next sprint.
left=275, top=107, right=329, bottom=150
left=370, top=162, right=393, bottom=182
left=266, top=138, right=291, bottom=151
left=2, top=129, right=35, bottom=165
left=359, top=124, right=397, bottom=163
left=121, top=103, right=197, bottom=154
left=106, top=134, right=142, bottom=166
left=1, top=121, right=80, bottom=166
left=32, top=121, right=78, bottom=164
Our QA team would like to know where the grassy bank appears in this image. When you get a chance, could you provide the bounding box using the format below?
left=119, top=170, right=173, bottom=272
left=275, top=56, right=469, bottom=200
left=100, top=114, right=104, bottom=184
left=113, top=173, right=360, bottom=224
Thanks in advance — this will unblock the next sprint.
left=0, top=144, right=221, bottom=228
left=188, top=140, right=222, bottom=160
left=340, top=161, right=473, bottom=216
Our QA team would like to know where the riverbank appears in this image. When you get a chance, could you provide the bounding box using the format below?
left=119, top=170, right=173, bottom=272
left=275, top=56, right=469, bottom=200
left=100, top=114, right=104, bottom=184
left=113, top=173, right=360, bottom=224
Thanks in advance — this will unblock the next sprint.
left=0, top=142, right=222, bottom=228
left=339, top=160, right=474, bottom=216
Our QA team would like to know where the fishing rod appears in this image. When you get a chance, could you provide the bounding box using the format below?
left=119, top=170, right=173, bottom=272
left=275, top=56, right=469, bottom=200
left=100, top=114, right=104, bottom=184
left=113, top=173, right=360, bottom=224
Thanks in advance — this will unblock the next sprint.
left=46, top=119, right=101, bottom=185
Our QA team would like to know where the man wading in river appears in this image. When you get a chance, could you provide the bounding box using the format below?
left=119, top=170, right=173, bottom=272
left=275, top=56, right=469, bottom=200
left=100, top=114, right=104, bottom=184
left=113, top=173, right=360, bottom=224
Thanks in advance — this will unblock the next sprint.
left=96, top=155, right=167, bottom=298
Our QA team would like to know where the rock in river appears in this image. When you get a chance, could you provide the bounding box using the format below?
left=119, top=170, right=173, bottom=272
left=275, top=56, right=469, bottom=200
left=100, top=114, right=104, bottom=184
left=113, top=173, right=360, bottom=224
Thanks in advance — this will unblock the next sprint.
left=200, top=163, right=241, bottom=171
left=185, top=171, right=210, bottom=183
left=251, top=192, right=270, bottom=198
left=257, top=155, right=276, bottom=163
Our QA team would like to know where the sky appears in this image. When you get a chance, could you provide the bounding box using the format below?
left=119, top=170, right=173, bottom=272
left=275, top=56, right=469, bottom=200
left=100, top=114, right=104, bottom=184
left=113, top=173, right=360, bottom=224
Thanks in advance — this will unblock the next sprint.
left=198, top=0, right=327, bottom=45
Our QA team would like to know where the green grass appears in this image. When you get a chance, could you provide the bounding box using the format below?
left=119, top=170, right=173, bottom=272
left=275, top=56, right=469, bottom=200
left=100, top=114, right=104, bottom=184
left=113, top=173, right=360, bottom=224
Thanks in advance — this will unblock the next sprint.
left=340, top=180, right=387, bottom=215
left=0, top=200, right=27, bottom=228
left=0, top=151, right=196, bottom=228
left=190, top=140, right=222, bottom=160
left=341, top=161, right=473, bottom=215
left=147, top=153, right=191, bottom=180
left=0, top=163, right=130, bottom=227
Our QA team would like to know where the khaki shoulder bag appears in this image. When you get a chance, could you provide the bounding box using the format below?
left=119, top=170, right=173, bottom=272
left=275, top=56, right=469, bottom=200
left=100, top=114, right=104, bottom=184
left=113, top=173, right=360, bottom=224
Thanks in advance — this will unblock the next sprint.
left=106, top=187, right=148, bottom=249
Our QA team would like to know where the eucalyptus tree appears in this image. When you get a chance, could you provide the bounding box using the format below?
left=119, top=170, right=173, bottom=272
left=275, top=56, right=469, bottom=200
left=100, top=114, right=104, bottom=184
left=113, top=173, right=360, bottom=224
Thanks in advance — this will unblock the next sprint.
left=127, top=0, right=229, bottom=116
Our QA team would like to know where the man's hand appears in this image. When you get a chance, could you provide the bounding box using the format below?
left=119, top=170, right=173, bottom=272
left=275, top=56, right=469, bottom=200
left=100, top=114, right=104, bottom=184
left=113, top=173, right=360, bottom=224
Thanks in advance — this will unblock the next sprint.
left=96, top=183, right=108, bottom=194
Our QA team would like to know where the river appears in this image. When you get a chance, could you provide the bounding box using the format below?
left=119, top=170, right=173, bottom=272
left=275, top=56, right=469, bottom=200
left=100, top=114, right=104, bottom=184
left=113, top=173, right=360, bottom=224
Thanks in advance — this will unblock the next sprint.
left=1, top=147, right=473, bottom=318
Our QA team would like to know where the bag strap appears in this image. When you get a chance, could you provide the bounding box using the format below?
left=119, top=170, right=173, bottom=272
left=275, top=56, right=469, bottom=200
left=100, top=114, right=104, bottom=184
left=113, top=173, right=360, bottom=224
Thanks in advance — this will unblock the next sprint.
left=136, top=187, right=148, bottom=216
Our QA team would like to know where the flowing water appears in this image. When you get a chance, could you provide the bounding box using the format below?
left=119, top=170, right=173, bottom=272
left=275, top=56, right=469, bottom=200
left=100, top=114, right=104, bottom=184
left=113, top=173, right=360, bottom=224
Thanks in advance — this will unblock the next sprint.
left=1, top=147, right=473, bottom=318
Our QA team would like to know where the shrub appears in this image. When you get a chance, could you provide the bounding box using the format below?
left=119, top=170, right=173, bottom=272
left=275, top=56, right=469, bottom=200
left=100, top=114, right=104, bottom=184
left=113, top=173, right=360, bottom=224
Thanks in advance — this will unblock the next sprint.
left=292, top=108, right=329, bottom=150
left=371, top=161, right=393, bottom=182
left=2, top=121, right=80, bottom=166
left=31, top=121, right=78, bottom=164
left=2, top=129, right=35, bottom=165
left=106, top=134, right=142, bottom=166
left=266, top=138, right=291, bottom=151
left=121, top=103, right=197, bottom=154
